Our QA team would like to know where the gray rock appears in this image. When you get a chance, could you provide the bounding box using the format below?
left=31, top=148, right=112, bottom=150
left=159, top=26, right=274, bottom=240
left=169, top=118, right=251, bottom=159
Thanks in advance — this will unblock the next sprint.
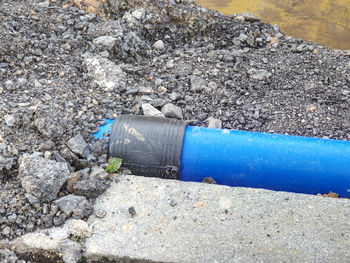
left=54, top=195, right=87, bottom=216
left=153, top=40, right=165, bottom=51
left=92, top=36, right=117, bottom=51
left=142, top=103, right=165, bottom=117
left=2, top=227, right=11, bottom=237
left=242, top=11, right=261, bottom=22
left=169, top=92, right=179, bottom=101
left=51, top=204, right=59, bottom=214
left=42, top=203, right=49, bottom=214
left=237, top=33, right=248, bottom=42
left=59, top=145, right=78, bottom=166
left=72, top=166, right=110, bottom=198
left=273, top=24, right=280, bottom=31
left=138, top=87, right=153, bottom=95
left=36, top=0, right=50, bottom=8
left=34, top=111, right=66, bottom=139
left=83, top=54, right=126, bottom=92
left=54, top=152, right=73, bottom=172
left=190, top=75, right=206, bottom=92
left=4, top=115, right=15, bottom=127
left=247, top=69, right=272, bottom=80
left=131, top=8, right=145, bottom=20
left=18, top=153, right=72, bottom=202
left=161, top=103, right=183, bottom=119
left=0, top=249, right=18, bottom=263
left=53, top=214, right=67, bottom=227
left=122, top=12, right=137, bottom=25
left=297, top=44, right=305, bottom=52
left=60, top=239, right=82, bottom=263
left=25, top=193, right=40, bottom=209
left=275, top=32, right=284, bottom=39
left=41, top=214, right=53, bottom=228
left=72, top=200, right=93, bottom=219
left=38, top=139, right=55, bottom=151
left=205, top=81, right=218, bottom=93
left=66, top=133, right=89, bottom=159
left=7, top=214, right=17, bottom=223
left=207, top=117, right=222, bottom=128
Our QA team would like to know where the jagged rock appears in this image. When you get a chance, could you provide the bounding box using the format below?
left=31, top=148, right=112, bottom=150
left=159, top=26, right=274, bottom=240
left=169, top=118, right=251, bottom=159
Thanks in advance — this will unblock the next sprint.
left=4, top=115, right=15, bottom=127
left=83, top=54, right=126, bottom=92
left=54, top=195, right=87, bottom=216
left=66, top=133, right=90, bottom=159
left=18, top=153, right=72, bottom=202
left=142, top=103, right=165, bottom=117
left=24, top=193, right=40, bottom=209
left=72, top=167, right=110, bottom=198
left=93, top=36, right=117, bottom=51
left=60, top=239, right=82, bottom=263
left=72, top=200, right=93, bottom=219
left=247, top=69, right=272, bottom=80
left=207, top=117, right=222, bottom=129
left=34, top=110, right=67, bottom=139
left=153, top=40, right=165, bottom=51
left=161, top=103, right=183, bottom=119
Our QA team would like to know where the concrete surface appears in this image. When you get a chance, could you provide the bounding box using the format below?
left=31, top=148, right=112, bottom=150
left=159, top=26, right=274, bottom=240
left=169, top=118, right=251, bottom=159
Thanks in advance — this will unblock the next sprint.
left=85, top=175, right=350, bottom=262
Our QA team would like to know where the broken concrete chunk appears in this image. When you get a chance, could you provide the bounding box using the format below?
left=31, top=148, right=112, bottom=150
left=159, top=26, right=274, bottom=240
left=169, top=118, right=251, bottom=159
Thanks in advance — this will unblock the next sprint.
left=161, top=103, right=183, bottom=119
left=92, top=36, right=117, bottom=50
left=153, top=40, right=165, bottom=51
left=132, top=8, right=145, bottom=20
left=24, top=193, right=40, bottom=209
left=142, top=103, right=165, bottom=117
left=72, top=167, right=110, bottom=198
left=18, top=153, right=72, bottom=202
left=60, top=239, right=82, bottom=263
left=83, top=54, right=126, bottom=92
left=66, top=133, right=89, bottom=159
left=72, top=200, right=93, bottom=219
left=54, top=195, right=87, bottom=216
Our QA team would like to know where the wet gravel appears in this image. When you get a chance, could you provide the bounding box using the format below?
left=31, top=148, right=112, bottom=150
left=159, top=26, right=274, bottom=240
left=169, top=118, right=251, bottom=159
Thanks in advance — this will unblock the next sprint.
left=1, top=0, right=350, bottom=246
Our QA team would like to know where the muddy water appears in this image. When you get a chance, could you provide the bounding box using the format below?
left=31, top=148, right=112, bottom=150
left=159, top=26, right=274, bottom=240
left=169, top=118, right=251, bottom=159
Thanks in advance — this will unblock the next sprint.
left=196, top=0, right=350, bottom=50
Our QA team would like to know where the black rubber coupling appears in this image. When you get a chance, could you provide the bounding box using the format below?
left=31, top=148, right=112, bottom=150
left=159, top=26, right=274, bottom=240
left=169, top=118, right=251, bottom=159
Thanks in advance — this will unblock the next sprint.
left=108, top=115, right=187, bottom=179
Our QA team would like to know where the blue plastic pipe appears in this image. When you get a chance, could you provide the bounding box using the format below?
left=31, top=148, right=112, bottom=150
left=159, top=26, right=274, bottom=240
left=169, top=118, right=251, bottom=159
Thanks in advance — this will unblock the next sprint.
left=180, top=126, right=350, bottom=197
left=95, top=119, right=350, bottom=197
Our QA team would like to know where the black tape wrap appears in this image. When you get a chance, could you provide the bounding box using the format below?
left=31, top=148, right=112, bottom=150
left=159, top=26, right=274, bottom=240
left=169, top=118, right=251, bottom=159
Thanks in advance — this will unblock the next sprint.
left=108, top=115, right=187, bottom=179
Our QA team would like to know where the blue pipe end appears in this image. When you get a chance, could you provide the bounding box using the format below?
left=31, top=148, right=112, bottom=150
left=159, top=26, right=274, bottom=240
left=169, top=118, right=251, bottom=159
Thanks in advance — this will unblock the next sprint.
left=93, top=119, right=114, bottom=141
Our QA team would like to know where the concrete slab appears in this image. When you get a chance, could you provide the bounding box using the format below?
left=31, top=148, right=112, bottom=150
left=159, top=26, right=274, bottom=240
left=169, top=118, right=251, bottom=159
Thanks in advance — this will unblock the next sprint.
left=85, top=175, right=350, bottom=262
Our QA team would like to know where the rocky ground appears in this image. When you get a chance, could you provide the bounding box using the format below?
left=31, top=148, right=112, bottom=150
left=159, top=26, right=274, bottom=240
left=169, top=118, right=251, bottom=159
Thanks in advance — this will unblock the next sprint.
left=1, top=0, right=350, bottom=261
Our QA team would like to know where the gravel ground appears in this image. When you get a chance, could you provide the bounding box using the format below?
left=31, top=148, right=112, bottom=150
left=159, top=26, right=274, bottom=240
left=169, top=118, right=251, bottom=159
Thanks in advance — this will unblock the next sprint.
left=1, top=0, right=350, bottom=257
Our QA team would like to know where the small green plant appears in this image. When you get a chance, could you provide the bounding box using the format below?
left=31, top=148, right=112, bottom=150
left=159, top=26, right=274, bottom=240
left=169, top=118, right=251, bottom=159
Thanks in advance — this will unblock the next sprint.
left=70, top=234, right=82, bottom=243
left=105, top=157, right=123, bottom=174
left=78, top=255, right=85, bottom=263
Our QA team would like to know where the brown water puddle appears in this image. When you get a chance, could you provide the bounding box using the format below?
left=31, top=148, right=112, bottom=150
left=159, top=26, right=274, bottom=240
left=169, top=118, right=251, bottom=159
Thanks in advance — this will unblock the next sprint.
left=196, top=0, right=350, bottom=50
